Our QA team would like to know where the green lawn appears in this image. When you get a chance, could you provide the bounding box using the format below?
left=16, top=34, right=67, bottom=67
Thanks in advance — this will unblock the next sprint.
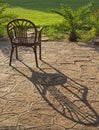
left=4, top=0, right=99, bottom=26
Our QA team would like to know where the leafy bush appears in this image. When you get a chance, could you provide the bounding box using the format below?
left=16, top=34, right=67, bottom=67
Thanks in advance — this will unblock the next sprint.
left=51, top=3, right=94, bottom=42
left=43, top=23, right=67, bottom=40
left=92, top=9, right=99, bottom=36
left=0, top=0, right=16, bottom=37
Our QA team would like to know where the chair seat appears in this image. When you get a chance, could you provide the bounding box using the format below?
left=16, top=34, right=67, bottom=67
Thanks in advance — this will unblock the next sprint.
left=12, top=37, right=37, bottom=46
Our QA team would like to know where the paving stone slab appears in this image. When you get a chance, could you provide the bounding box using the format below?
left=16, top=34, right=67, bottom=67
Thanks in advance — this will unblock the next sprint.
left=0, top=40, right=99, bottom=130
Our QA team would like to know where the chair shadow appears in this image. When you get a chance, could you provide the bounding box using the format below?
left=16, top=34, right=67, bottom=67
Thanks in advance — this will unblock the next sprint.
left=11, top=60, right=99, bottom=127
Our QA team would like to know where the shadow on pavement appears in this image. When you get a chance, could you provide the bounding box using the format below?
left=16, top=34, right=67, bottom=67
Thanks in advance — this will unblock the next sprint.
left=10, top=60, right=99, bottom=128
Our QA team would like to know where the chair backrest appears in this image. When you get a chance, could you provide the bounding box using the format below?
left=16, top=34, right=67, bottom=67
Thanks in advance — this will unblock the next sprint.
left=7, top=19, right=37, bottom=45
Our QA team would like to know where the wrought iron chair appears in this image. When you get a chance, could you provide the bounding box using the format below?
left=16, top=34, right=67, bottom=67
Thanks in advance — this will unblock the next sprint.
left=7, top=18, right=43, bottom=67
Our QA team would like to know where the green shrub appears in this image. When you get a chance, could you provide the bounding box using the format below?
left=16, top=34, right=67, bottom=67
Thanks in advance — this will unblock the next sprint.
left=51, top=3, right=94, bottom=42
left=92, top=9, right=99, bottom=36
left=0, top=0, right=16, bottom=37
left=43, top=23, right=66, bottom=40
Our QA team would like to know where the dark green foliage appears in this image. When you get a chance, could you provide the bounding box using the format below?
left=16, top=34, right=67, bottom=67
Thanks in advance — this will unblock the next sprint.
left=51, top=3, right=94, bottom=42
left=93, top=9, right=99, bottom=36
left=0, top=0, right=16, bottom=37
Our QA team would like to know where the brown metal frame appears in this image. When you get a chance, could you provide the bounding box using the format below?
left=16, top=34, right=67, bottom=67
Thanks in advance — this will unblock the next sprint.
left=7, top=18, right=43, bottom=67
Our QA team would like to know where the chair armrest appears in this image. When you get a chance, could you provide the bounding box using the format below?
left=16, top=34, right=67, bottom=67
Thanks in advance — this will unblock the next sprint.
left=37, top=26, right=44, bottom=32
left=37, top=26, right=44, bottom=42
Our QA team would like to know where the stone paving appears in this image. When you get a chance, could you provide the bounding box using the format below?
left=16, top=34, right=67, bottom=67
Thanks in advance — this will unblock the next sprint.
left=0, top=39, right=99, bottom=130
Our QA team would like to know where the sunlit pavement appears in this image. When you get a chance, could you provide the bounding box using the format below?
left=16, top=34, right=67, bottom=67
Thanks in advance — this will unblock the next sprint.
left=0, top=40, right=99, bottom=130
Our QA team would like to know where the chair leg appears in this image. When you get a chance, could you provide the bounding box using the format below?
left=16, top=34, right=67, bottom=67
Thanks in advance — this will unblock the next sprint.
left=16, top=46, right=18, bottom=59
left=9, top=47, right=14, bottom=66
left=33, top=47, right=38, bottom=67
left=39, top=45, right=41, bottom=60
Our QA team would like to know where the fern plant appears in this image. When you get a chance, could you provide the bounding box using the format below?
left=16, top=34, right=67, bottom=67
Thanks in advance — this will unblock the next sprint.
left=51, top=3, right=93, bottom=42
left=93, top=9, right=99, bottom=36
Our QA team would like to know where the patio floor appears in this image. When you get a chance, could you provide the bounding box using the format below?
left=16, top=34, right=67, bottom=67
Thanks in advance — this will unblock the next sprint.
left=0, top=39, right=99, bottom=130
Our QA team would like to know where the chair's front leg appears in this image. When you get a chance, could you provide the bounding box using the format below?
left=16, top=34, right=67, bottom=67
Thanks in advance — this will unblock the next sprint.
left=15, top=46, right=18, bottom=59
left=39, top=44, right=41, bottom=60
left=9, top=46, right=14, bottom=66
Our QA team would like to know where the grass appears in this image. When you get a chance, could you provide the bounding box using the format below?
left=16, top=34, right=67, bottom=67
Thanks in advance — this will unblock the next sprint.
left=4, top=0, right=99, bottom=26
left=2, top=0, right=99, bottom=40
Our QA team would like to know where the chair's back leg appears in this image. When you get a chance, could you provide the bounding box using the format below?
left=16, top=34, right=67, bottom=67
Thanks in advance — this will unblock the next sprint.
left=33, top=47, right=38, bottom=67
